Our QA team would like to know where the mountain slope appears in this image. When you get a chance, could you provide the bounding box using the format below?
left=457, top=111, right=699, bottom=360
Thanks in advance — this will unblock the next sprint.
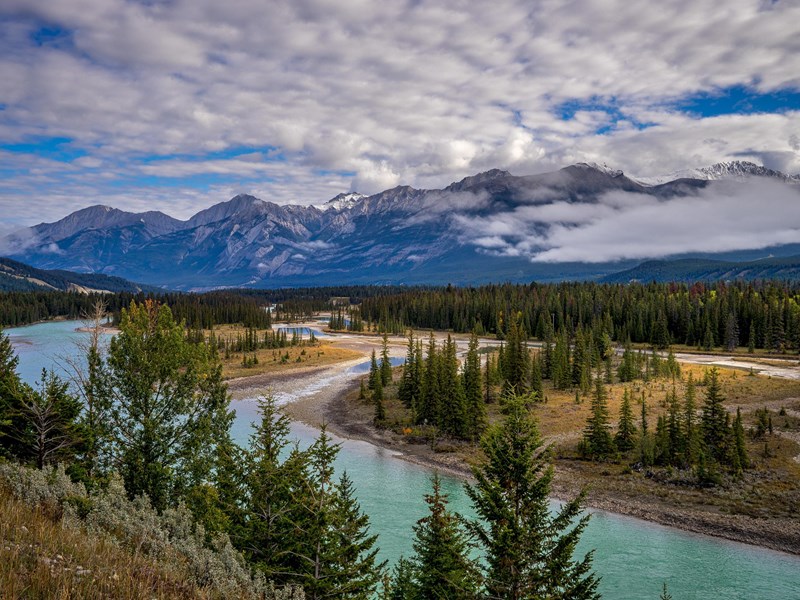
left=0, top=257, right=160, bottom=293
left=601, top=255, right=800, bottom=283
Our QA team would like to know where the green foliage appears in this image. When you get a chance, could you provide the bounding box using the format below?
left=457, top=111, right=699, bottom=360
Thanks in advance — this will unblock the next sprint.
left=98, top=300, right=232, bottom=511
left=397, top=474, right=480, bottom=599
left=582, top=377, right=616, bottom=461
left=615, top=388, right=637, bottom=453
left=465, top=394, right=600, bottom=600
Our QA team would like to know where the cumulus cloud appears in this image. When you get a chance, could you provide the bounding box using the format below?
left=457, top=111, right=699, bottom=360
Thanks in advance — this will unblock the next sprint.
left=454, top=179, right=800, bottom=263
left=0, top=0, right=798, bottom=227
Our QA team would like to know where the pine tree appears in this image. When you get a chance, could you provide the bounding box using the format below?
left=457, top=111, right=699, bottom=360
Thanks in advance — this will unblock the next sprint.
left=0, top=327, right=27, bottom=459
left=417, top=334, right=440, bottom=426
left=466, top=394, right=600, bottom=600
left=328, top=472, right=386, bottom=598
left=732, top=407, right=749, bottom=472
left=683, top=374, right=700, bottom=465
left=380, top=333, right=393, bottom=386
left=13, top=370, right=84, bottom=470
left=701, top=368, right=729, bottom=464
left=398, top=332, right=418, bottom=409
left=374, top=375, right=386, bottom=423
left=463, top=332, right=486, bottom=442
left=368, top=350, right=380, bottom=390
left=615, top=388, right=637, bottom=453
left=407, top=474, right=481, bottom=599
left=665, top=386, right=683, bottom=466
left=582, top=376, right=616, bottom=460
left=440, top=336, right=467, bottom=438
left=502, top=313, right=529, bottom=394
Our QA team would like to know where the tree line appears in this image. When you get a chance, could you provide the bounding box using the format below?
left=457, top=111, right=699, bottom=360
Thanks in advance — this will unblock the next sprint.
left=358, top=280, right=800, bottom=352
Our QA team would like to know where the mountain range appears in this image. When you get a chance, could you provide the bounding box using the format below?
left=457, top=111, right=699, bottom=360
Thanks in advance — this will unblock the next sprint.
left=2, top=161, right=799, bottom=290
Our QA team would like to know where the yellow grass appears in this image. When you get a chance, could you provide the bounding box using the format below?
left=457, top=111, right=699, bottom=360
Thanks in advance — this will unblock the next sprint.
left=0, top=490, right=205, bottom=600
left=222, top=342, right=363, bottom=380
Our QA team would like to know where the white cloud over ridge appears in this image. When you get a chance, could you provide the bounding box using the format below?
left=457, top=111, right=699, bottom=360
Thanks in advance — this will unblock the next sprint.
left=0, top=0, right=798, bottom=229
left=453, top=179, right=800, bottom=263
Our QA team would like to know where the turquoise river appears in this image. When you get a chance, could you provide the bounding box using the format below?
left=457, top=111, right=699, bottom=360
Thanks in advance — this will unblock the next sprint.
left=6, top=320, right=800, bottom=599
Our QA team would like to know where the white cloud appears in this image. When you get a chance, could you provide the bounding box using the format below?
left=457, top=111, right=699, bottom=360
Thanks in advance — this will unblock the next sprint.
left=454, top=179, right=800, bottom=263
left=0, top=0, right=798, bottom=227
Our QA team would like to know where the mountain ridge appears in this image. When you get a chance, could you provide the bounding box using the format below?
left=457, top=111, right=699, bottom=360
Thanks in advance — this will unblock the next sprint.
left=4, top=161, right=799, bottom=289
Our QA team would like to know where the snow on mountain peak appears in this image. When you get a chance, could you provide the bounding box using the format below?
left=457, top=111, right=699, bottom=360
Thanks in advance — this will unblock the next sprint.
left=321, top=192, right=366, bottom=211
left=575, top=162, right=624, bottom=178
left=634, top=161, right=799, bottom=186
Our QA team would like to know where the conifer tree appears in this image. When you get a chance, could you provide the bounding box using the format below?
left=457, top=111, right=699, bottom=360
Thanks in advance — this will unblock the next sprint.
left=374, top=375, right=386, bottom=423
left=380, top=333, right=393, bottom=386
left=732, top=408, right=749, bottom=472
left=683, top=374, right=700, bottom=465
left=665, top=387, right=683, bottom=465
left=0, top=327, right=26, bottom=458
left=14, top=370, right=85, bottom=470
left=530, top=352, right=545, bottom=404
left=502, top=314, right=529, bottom=393
left=417, top=334, right=440, bottom=426
left=701, top=368, right=729, bottom=463
left=328, top=472, right=386, bottom=598
left=440, top=336, right=466, bottom=438
left=398, top=332, right=418, bottom=409
left=615, top=388, right=637, bottom=453
left=463, top=332, right=486, bottom=441
left=368, top=350, right=380, bottom=390
left=466, top=394, right=600, bottom=600
left=406, top=474, right=481, bottom=599
left=582, top=376, right=615, bottom=460
left=244, top=395, right=304, bottom=576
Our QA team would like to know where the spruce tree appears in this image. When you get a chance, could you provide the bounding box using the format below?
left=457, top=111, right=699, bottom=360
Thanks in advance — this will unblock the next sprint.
left=701, top=368, right=729, bottom=463
left=368, top=350, right=380, bottom=390
left=665, top=387, right=683, bottom=466
left=417, top=334, right=440, bottom=426
left=244, top=395, right=304, bottom=577
left=407, top=474, right=481, bottom=599
left=398, top=332, right=417, bottom=409
left=380, top=333, right=393, bottom=386
left=0, top=327, right=26, bottom=459
left=732, top=407, right=749, bottom=472
left=466, top=394, right=600, bottom=600
left=615, top=387, right=637, bottom=453
left=374, top=375, right=386, bottom=423
left=440, top=336, right=467, bottom=438
left=328, top=472, right=386, bottom=598
left=582, top=376, right=616, bottom=460
left=683, top=374, right=700, bottom=465
left=463, top=332, right=486, bottom=441
left=14, top=370, right=84, bottom=470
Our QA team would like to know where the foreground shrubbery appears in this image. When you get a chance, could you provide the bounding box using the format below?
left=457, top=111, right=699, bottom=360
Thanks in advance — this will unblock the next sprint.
left=0, top=461, right=304, bottom=599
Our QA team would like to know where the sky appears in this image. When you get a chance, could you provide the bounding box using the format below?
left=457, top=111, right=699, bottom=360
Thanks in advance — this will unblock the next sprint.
left=0, top=0, right=799, bottom=230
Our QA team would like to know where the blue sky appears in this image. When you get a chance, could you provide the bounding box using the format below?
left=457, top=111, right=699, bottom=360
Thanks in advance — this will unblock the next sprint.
left=0, top=0, right=798, bottom=228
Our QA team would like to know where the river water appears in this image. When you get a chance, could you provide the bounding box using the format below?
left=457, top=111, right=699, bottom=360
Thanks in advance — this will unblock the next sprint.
left=6, top=320, right=800, bottom=599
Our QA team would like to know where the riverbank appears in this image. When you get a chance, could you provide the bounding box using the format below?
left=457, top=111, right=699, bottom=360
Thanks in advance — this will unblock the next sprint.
left=280, top=375, right=800, bottom=557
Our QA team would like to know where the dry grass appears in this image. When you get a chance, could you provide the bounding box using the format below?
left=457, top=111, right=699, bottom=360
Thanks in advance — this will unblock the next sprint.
left=221, top=343, right=362, bottom=380
left=0, top=490, right=205, bottom=600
